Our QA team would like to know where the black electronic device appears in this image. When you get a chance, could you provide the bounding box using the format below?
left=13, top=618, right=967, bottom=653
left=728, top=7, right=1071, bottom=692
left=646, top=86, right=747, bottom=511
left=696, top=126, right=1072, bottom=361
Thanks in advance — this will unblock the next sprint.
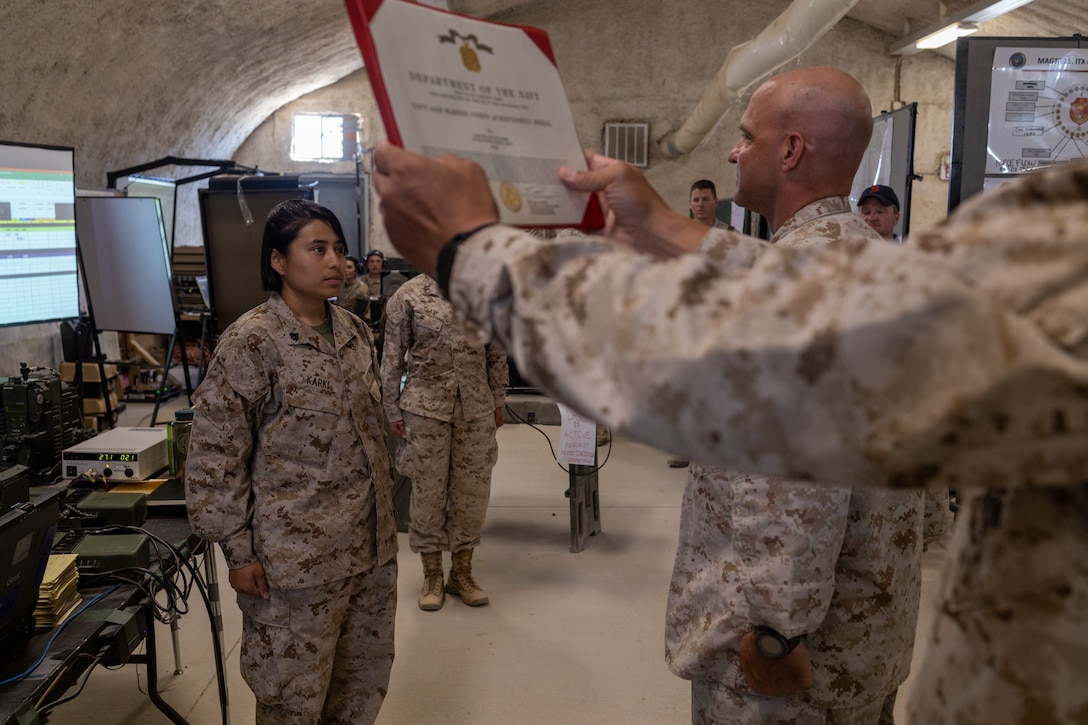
left=75, top=491, right=148, bottom=527
left=0, top=488, right=62, bottom=662
left=198, top=178, right=314, bottom=334
left=51, top=528, right=87, bottom=554
left=1, top=366, right=87, bottom=484
left=0, top=464, right=30, bottom=509
left=72, top=533, right=151, bottom=574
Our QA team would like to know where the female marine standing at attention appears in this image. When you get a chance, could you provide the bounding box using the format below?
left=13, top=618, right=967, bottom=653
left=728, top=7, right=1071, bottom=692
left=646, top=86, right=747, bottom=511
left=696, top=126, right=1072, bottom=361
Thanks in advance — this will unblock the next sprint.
left=185, top=199, right=398, bottom=725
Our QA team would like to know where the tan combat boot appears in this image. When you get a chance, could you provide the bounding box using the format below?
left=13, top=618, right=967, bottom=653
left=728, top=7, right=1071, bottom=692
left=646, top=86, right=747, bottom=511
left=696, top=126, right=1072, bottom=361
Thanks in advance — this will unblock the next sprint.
left=446, top=549, right=489, bottom=606
left=419, top=551, right=445, bottom=611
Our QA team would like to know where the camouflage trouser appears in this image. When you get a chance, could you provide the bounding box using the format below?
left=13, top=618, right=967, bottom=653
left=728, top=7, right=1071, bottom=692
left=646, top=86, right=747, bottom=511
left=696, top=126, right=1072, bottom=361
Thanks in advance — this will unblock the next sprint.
left=238, top=560, right=397, bottom=725
left=397, top=399, right=497, bottom=554
left=691, top=679, right=890, bottom=725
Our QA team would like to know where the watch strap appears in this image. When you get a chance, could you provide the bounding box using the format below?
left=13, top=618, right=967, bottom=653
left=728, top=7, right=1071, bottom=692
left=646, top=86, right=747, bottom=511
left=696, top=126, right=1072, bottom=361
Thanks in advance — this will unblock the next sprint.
left=435, top=222, right=498, bottom=297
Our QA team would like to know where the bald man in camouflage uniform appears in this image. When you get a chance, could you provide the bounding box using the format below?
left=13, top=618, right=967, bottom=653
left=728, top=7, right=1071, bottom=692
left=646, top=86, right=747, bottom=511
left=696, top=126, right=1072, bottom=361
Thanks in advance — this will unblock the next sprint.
left=371, top=108, right=1088, bottom=722
left=662, top=69, right=925, bottom=724
left=382, top=273, right=508, bottom=610
left=187, top=201, right=397, bottom=724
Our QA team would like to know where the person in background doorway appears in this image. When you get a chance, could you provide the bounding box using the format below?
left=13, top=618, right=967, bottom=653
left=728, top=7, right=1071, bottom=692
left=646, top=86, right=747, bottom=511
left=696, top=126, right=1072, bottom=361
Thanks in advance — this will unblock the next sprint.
left=186, top=199, right=397, bottom=725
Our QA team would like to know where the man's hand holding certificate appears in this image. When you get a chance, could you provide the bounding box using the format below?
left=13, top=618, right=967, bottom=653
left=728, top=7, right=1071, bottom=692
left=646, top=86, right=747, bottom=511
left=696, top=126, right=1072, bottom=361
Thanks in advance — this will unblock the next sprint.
left=345, top=0, right=603, bottom=229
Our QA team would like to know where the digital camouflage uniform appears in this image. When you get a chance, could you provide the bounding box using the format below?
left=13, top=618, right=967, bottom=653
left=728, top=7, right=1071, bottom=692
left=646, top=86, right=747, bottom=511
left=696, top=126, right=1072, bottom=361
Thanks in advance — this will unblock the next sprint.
left=363, top=273, right=384, bottom=301
left=381, top=274, right=508, bottom=553
left=673, top=200, right=924, bottom=724
left=444, top=162, right=1088, bottom=725
left=186, top=293, right=398, bottom=725
left=358, top=273, right=385, bottom=324
left=335, top=276, right=366, bottom=317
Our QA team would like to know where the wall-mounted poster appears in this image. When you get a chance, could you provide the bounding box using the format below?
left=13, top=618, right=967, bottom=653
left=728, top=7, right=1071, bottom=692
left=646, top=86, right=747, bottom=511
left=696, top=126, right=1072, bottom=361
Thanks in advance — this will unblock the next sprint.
left=949, top=36, right=1085, bottom=212
left=986, top=47, right=1088, bottom=175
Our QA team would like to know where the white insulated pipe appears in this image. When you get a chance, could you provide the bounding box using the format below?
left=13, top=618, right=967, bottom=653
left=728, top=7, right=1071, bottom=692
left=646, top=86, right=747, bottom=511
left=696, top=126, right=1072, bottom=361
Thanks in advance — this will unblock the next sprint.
left=660, top=0, right=860, bottom=156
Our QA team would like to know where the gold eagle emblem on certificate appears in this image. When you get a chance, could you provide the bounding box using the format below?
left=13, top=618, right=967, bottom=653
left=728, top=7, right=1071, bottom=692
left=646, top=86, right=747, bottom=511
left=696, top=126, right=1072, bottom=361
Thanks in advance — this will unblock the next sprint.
left=498, top=181, right=522, bottom=212
left=437, top=30, right=494, bottom=73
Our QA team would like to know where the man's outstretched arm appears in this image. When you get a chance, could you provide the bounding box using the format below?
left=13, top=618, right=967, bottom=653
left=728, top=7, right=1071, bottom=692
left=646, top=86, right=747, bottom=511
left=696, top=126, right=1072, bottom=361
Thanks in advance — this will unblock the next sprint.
left=373, top=146, right=1088, bottom=491
left=371, top=143, right=708, bottom=271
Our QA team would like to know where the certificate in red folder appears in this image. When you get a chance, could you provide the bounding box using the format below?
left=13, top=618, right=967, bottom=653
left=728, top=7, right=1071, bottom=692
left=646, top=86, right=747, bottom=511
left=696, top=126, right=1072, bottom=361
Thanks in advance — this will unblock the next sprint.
left=345, top=0, right=604, bottom=229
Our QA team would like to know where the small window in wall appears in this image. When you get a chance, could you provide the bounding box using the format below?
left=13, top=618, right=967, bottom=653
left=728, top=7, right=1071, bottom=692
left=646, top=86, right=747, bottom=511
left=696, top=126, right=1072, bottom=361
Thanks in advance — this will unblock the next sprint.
left=290, top=113, right=362, bottom=162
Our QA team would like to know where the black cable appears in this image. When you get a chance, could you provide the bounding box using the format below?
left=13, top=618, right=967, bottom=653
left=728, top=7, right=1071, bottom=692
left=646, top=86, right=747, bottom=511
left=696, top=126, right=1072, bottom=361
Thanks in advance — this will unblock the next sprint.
left=36, top=650, right=108, bottom=716
left=503, top=403, right=612, bottom=473
left=170, top=542, right=229, bottom=725
left=0, top=521, right=226, bottom=721
left=64, top=523, right=228, bottom=724
left=0, top=585, right=122, bottom=689
left=72, top=524, right=197, bottom=624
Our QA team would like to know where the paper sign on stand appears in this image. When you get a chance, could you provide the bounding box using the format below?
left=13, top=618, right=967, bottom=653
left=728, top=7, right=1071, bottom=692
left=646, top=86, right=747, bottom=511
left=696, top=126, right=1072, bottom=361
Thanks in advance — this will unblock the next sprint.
left=556, top=403, right=597, bottom=466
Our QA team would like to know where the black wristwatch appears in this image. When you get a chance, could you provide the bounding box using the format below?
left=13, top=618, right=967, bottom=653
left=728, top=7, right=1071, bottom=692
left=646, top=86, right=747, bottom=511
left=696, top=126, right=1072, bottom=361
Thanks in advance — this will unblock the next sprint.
left=435, top=222, right=498, bottom=298
left=753, top=626, right=803, bottom=659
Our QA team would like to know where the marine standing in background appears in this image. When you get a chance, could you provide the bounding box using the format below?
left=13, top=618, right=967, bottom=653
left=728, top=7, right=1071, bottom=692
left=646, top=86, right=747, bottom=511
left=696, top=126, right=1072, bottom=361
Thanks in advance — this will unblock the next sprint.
left=335, top=254, right=366, bottom=314
left=666, top=179, right=730, bottom=469
left=362, top=249, right=386, bottom=302
left=857, top=184, right=953, bottom=549
left=186, top=199, right=398, bottom=725
left=688, top=179, right=729, bottom=230
left=381, top=273, right=508, bottom=611
left=362, top=249, right=390, bottom=359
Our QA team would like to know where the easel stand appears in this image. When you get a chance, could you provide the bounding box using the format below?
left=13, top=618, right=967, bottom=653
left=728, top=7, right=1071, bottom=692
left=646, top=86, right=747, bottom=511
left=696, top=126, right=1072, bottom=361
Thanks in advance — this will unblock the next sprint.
left=72, top=322, right=119, bottom=431
left=149, top=322, right=195, bottom=427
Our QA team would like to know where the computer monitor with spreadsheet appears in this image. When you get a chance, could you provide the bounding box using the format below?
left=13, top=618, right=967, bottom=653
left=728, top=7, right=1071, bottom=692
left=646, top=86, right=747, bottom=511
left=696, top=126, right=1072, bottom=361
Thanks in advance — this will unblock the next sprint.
left=0, top=141, right=80, bottom=328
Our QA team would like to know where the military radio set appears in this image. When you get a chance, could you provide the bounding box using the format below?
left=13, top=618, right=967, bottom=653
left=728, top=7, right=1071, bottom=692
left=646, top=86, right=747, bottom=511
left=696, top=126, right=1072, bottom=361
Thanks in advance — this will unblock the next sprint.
left=0, top=364, right=88, bottom=488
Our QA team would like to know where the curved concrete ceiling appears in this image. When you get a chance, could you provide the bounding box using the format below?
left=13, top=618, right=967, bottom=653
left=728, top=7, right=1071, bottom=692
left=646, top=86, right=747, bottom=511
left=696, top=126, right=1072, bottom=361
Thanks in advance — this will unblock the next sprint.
left=1, top=1, right=365, bottom=187
left=1, top=0, right=1082, bottom=189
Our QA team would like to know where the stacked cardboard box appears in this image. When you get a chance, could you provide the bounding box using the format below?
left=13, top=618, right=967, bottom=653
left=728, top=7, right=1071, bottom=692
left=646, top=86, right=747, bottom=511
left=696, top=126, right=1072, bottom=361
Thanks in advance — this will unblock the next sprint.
left=60, top=362, right=123, bottom=430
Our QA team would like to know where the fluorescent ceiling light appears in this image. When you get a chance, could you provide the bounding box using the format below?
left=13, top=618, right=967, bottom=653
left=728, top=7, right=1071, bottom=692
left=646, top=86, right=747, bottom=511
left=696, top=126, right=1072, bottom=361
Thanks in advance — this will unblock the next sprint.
left=915, top=22, right=979, bottom=50
left=967, top=0, right=1036, bottom=23
left=891, top=0, right=1036, bottom=55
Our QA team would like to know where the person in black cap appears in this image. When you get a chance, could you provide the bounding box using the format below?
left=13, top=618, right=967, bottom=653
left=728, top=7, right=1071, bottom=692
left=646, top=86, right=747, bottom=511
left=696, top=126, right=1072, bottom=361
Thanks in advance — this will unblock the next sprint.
left=857, top=184, right=900, bottom=241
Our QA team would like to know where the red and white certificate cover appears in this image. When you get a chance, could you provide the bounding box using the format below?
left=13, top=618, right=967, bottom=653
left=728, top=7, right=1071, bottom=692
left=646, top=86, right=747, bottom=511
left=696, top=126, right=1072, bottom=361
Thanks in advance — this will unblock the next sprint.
left=345, top=0, right=604, bottom=229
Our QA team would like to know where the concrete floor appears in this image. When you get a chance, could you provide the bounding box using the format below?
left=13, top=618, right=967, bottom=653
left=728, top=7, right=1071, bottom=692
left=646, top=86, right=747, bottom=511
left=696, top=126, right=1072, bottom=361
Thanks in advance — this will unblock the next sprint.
left=39, top=397, right=947, bottom=724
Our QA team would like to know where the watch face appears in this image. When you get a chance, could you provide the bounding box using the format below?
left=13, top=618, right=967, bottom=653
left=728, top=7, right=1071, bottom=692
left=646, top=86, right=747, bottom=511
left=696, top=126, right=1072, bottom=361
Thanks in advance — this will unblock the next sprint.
left=756, top=630, right=789, bottom=659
